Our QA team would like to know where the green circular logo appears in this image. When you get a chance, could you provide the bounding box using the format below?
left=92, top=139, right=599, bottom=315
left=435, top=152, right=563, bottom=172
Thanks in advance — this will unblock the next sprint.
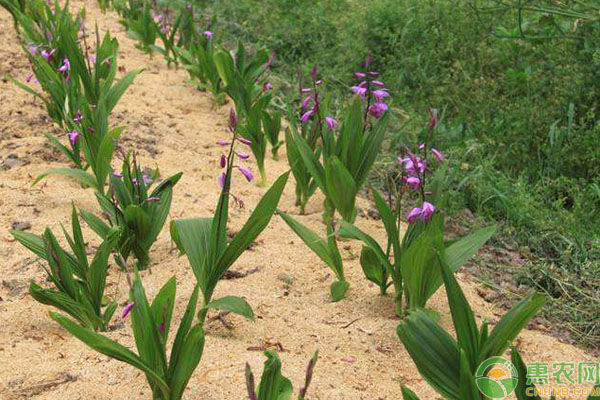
left=475, top=357, right=519, bottom=399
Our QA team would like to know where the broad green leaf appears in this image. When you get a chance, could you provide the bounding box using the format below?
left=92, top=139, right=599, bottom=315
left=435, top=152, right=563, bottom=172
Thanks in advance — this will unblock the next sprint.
left=445, top=225, right=496, bottom=272
left=324, top=157, right=357, bottom=222
left=440, top=254, right=480, bottom=370
left=168, top=285, right=199, bottom=379
left=397, top=310, right=461, bottom=399
left=33, top=167, right=96, bottom=189
left=150, top=276, right=176, bottom=342
left=481, top=293, right=546, bottom=361
left=205, top=295, right=255, bottom=321
left=172, top=217, right=212, bottom=291
left=459, top=350, right=481, bottom=400
left=214, top=172, right=289, bottom=286
left=50, top=312, right=170, bottom=398
left=257, top=351, right=293, bottom=400
left=401, top=386, right=422, bottom=400
left=30, top=284, right=96, bottom=329
left=80, top=209, right=112, bottom=239
left=330, top=280, right=350, bottom=302
left=11, top=230, right=46, bottom=259
left=169, top=324, right=205, bottom=400
left=360, top=246, right=386, bottom=287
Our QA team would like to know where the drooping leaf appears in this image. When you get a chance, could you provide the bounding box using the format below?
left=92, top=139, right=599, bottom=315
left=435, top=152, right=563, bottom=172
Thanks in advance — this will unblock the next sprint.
left=205, top=295, right=255, bottom=321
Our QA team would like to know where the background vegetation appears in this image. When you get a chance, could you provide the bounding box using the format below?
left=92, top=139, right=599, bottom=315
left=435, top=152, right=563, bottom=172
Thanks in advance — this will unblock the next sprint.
left=196, top=0, right=599, bottom=348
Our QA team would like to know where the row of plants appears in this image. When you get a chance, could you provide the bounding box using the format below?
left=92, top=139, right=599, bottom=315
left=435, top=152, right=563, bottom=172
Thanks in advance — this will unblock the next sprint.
left=2, top=0, right=597, bottom=398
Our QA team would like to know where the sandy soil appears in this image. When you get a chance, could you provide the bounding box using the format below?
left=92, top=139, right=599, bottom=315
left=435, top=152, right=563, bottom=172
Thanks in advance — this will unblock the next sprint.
left=0, top=2, right=597, bottom=399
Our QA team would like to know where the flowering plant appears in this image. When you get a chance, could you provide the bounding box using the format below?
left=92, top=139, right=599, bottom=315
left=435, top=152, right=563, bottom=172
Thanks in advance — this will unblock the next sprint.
left=17, top=26, right=140, bottom=193
left=12, top=205, right=120, bottom=331
left=171, top=111, right=289, bottom=323
left=177, top=26, right=226, bottom=104
left=398, top=258, right=547, bottom=400
left=81, top=152, right=182, bottom=271
left=246, top=350, right=318, bottom=400
left=338, top=112, right=495, bottom=314
left=52, top=274, right=206, bottom=400
left=214, top=43, right=275, bottom=185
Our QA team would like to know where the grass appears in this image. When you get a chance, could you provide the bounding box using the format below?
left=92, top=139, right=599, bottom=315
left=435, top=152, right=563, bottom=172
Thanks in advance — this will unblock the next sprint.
left=196, top=0, right=599, bottom=349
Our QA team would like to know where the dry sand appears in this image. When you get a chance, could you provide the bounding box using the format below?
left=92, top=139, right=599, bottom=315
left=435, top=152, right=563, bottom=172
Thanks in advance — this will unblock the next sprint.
left=0, top=2, right=597, bottom=399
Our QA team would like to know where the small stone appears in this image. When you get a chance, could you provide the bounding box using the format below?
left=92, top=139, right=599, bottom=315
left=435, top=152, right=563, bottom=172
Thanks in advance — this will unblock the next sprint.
left=11, top=221, right=32, bottom=231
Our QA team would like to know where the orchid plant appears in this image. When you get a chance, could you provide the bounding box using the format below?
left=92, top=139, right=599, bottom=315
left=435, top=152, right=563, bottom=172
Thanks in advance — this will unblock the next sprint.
left=246, top=351, right=318, bottom=400
left=171, top=110, right=289, bottom=324
left=15, top=25, right=140, bottom=194
left=336, top=114, right=495, bottom=315
left=52, top=274, right=206, bottom=400
left=279, top=60, right=390, bottom=301
left=213, top=43, right=276, bottom=185
left=11, top=205, right=120, bottom=331
left=398, top=258, right=547, bottom=400
left=81, top=152, right=182, bottom=271
left=176, top=25, right=226, bottom=104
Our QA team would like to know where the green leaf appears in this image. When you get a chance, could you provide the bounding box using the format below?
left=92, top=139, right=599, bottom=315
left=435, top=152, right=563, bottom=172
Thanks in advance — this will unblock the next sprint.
left=257, top=351, right=293, bottom=400
left=80, top=210, right=112, bottom=239
left=330, top=280, right=350, bottom=302
left=33, top=167, right=96, bottom=189
left=360, top=246, right=386, bottom=288
left=171, top=217, right=213, bottom=291
left=50, top=312, right=170, bottom=398
left=481, top=293, right=546, bottom=361
left=214, top=172, right=289, bottom=287
left=401, top=386, right=422, bottom=400
left=150, top=277, right=176, bottom=342
left=11, top=230, right=46, bottom=259
left=397, top=310, right=461, bottom=399
left=511, top=347, right=542, bottom=400
left=278, top=211, right=337, bottom=272
left=205, top=295, right=255, bottom=321
left=168, top=285, right=200, bottom=380
left=105, top=69, right=141, bottom=113
left=440, top=254, right=480, bottom=371
left=445, top=225, right=496, bottom=272
left=324, top=157, right=357, bottom=222
left=30, top=284, right=96, bottom=329
left=169, top=324, right=205, bottom=400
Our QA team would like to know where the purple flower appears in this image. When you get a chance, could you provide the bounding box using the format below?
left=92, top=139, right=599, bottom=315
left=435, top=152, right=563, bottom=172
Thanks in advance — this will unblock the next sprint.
left=262, top=82, right=273, bottom=92
left=371, top=80, right=385, bottom=87
left=161, top=24, right=170, bottom=35
left=229, top=109, right=238, bottom=129
left=407, top=207, right=422, bottom=223
left=301, top=96, right=312, bottom=111
left=28, top=45, right=38, bottom=55
left=325, top=116, right=338, bottom=131
left=301, top=110, right=314, bottom=124
left=350, top=86, right=367, bottom=97
left=158, top=323, right=166, bottom=333
left=220, top=154, right=227, bottom=168
left=421, top=202, right=435, bottom=220
left=372, top=90, right=389, bottom=101
left=41, top=49, right=56, bottom=61
left=58, top=58, right=70, bottom=73
left=428, top=109, right=438, bottom=132
left=121, top=302, right=135, bottom=318
left=68, top=131, right=80, bottom=147
left=399, top=154, right=426, bottom=176
left=113, top=172, right=123, bottom=178
left=310, top=65, right=318, bottom=78
left=237, top=166, right=253, bottom=182
left=236, top=152, right=250, bottom=160
left=237, top=137, right=252, bottom=145
left=218, top=172, right=226, bottom=189
left=203, top=30, right=213, bottom=40
left=354, top=72, right=366, bottom=79
left=153, top=14, right=164, bottom=23
left=217, top=139, right=228, bottom=146
left=315, top=79, right=322, bottom=86
left=368, top=101, right=388, bottom=118
left=301, top=88, right=311, bottom=94
left=73, top=110, right=82, bottom=123
left=146, top=196, right=161, bottom=202
left=25, top=73, right=35, bottom=83
left=432, top=148, right=444, bottom=163
left=405, top=176, right=421, bottom=189
left=368, top=71, right=379, bottom=77
left=143, top=175, right=152, bottom=185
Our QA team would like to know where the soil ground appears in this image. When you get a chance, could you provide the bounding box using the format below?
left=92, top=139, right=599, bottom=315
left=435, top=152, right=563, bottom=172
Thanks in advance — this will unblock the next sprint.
left=0, top=2, right=597, bottom=399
